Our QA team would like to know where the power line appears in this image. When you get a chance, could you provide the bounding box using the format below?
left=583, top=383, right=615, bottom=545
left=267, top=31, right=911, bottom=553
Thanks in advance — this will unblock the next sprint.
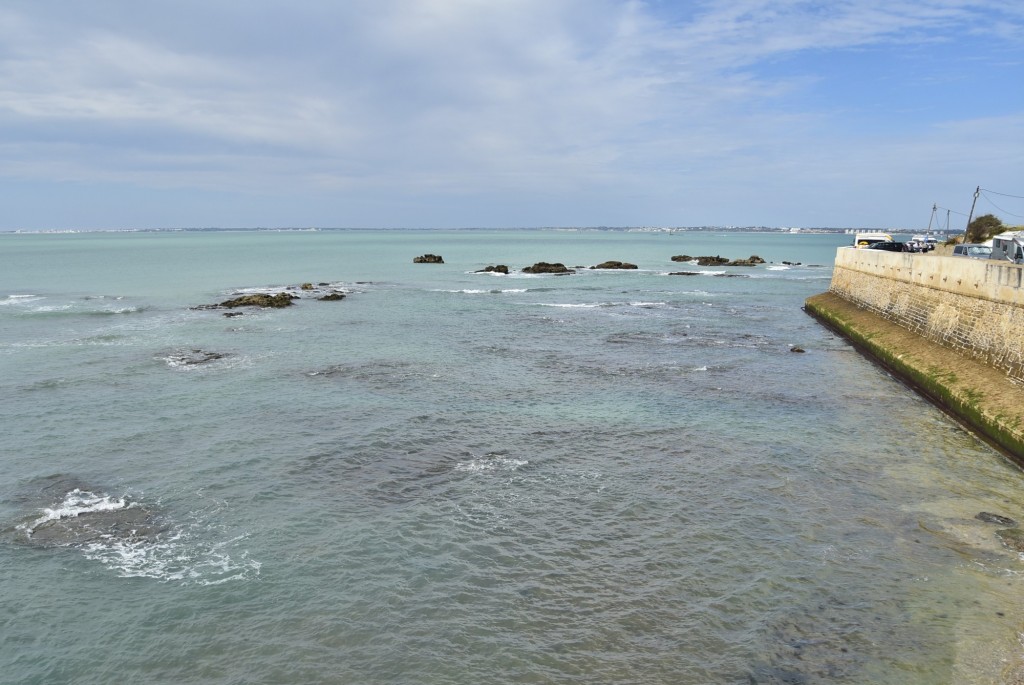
left=981, top=187, right=1024, bottom=200
left=980, top=191, right=1024, bottom=219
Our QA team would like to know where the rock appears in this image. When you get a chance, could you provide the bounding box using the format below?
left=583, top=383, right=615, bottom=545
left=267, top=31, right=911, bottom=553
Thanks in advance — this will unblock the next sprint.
left=168, top=349, right=227, bottom=365
left=790, top=346, right=806, bottom=353
left=219, top=292, right=296, bottom=308
left=977, top=512, right=1018, bottom=527
left=301, top=282, right=314, bottom=290
left=669, top=271, right=701, bottom=276
left=223, top=311, right=244, bottom=318
left=783, top=261, right=802, bottom=266
left=591, top=261, right=638, bottom=270
left=996, top=528, right=1024, bottom=551
left=672, top=254, right=765, bottom=267
left=522, top=262, right=576, bottom=274
left=476, top=265, right=509, bottom=274
left=413, top=254, right=444, bottom=264
left=318, top=292, right=346, bottom=301
left=726, top=255, right=766, bottom=267
left=696, top=256, right=730, bottom=266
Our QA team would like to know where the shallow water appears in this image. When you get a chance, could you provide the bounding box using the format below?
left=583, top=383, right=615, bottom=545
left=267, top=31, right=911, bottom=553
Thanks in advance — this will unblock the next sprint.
left=2, top=229, right=1024, bottom=684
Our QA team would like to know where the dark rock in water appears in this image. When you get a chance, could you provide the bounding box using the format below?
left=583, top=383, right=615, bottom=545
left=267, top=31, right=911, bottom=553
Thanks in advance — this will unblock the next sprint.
left=727, top=255, right=766, bottom=267
left=591, top=260, right=638, bottom=270
left=696, top=255, right=730, bottom=266
left=301, top=282, right=314, bottom=290
left=978, top=512, right=1018, bottom=527
left=671, top=254, right=765, bottom=267
left=220, top=292, right=296, bottom=308
left=168, top=349, right=227, bottom=365
left=669, top=271, right=701, bottom=276
left=522, top=262, right=576, bottom=274
left=223, top=311, right=244, bottom=318
left=318, top=292, right=346, bottom=301
left=782, top=261, right=802, bottom=266
left=790, top=346, right=806, bottom=353
left=476, top=265, right=509, bottom=274
left=996, top=528, right=1024, bottom=551
left=11, top=486, right=166, bottom=549
left=413, top=254, right=444, bottom=264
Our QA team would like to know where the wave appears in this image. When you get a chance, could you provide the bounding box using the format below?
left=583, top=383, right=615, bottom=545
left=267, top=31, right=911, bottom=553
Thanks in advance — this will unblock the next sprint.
left=19, top=488, right=136, bottom=536
left=534, top=301, right=667, bottom=309
left=435, top=288, right=529, bottom=294
left=15, top=487, right=260, bottom=585
left=454, top=454, right=529, bottom=473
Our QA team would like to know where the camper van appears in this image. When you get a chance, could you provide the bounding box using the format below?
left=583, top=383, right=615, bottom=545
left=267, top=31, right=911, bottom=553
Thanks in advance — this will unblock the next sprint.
left=853, top=232, right=893, bottom=249
left=990, top=231, right=1024, bottom=263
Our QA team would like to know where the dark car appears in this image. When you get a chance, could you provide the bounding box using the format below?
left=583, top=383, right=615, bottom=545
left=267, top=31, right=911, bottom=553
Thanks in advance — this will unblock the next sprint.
left=867, top=241, right=911, bottom=252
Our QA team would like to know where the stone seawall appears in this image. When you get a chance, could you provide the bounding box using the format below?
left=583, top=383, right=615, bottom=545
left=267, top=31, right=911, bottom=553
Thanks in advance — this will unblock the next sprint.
left=828, top=248, right=1024, bottom=381
left=806, top=249, right=1024, bottom=462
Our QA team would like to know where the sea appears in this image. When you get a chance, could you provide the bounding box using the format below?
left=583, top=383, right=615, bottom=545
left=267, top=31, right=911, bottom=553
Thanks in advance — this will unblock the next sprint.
left=2, top=228, right=1024, bottom=684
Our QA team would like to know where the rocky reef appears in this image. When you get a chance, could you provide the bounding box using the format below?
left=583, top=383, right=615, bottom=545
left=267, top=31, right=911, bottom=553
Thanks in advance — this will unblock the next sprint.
left=522, top=262, right=576, bottom=274
left=671, top=254, right=766, bottom=267
left=192, top=282, right=349, bottom=313
left=413, top=254, right=445, bottom=264
left=590, top=260, right=638, bottom=270
left=476, top=265, right=510, bottom=274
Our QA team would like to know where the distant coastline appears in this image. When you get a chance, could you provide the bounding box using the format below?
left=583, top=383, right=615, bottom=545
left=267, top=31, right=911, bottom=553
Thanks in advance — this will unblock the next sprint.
left=2, top=225, right=893, bottom=235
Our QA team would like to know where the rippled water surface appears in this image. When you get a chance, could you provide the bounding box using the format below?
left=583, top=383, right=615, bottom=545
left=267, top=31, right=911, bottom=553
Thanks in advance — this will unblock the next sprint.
left=3, top=229, right=1024, bottom=684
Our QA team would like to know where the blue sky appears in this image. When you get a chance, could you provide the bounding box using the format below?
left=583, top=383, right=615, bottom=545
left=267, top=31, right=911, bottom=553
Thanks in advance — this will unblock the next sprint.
left=0, top=0, right=1021, bottom=230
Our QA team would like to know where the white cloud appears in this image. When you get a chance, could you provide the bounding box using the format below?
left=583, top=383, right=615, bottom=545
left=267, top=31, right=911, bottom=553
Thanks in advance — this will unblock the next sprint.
left=0, top=0, right=1020, bottom=228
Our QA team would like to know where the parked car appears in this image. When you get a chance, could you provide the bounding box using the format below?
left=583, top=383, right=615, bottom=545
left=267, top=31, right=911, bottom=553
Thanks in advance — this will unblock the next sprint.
left=867, top=241, right=910, bottom=252
left=952, top=244, right=993, bottom=259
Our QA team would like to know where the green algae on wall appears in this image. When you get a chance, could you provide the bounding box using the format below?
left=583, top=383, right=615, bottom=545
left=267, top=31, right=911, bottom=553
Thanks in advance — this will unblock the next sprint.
left=805, top=292, right=1024, bottom=463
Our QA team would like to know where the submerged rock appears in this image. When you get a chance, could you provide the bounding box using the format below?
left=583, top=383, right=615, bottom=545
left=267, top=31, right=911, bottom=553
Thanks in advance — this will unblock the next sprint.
left=166, top=349, right=228, bottom=366
left=522, top=262, right=576, bottom=274
left=413, top=254, right=445, bottom=264
left=996, top=528, right=1024, bottom=551
left=977, top=512, right=1018, bottom=527
left=10, top=486, right=165, bottom=549
left=476, top=265, right=510, bottom=274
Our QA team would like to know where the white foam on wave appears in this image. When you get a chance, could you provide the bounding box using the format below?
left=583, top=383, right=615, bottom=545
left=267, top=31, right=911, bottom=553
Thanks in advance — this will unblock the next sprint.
left=455, top=455, right=529, bottom=473
left=437, top=288, right=529, bottom=295
left=628, top=301, right=667, bottom=308
left=766, top=265, right=791, bottom=271
left=20, top=489, right=134, bottom=536
left=535, top=302, right=607, bottom=308
left=80, top=531, right=261, bottom=585
left=24, top=488, right=261, bottom=585
left=1, top=294, right=43, bottom=306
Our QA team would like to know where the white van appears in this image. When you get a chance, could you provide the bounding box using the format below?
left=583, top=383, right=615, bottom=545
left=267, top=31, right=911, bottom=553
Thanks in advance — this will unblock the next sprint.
left=990, top=232, right=1024, bottom=263
left=853, top=232, right=893, bottom=249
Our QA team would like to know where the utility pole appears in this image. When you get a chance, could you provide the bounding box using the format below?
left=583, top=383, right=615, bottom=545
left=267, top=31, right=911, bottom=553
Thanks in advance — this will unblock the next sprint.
left=927, top=203, right=936, bottom=232
left=965, top=185, right=980, bottom=237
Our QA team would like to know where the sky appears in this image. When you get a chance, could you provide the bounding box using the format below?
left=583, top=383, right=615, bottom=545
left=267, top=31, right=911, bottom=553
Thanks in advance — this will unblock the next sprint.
left=0, top=0, right=1022, bottom=231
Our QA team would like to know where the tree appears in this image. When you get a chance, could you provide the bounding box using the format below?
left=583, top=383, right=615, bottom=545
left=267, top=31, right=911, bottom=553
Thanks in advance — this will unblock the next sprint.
left=966, top=214, right=1004, bottom=243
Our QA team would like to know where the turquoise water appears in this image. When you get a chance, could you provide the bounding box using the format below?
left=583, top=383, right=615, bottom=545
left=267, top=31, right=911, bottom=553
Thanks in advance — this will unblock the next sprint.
left=2, top=229, right=1024, bottom=684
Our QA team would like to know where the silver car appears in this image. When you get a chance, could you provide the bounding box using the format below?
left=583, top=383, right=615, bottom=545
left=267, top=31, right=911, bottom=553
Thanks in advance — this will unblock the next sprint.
left=952, top=244, right=992, bottom=259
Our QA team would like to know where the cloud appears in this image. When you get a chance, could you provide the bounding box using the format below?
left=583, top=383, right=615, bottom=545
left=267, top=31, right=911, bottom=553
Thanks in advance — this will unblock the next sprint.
left=0, top=0, right=1020, bottom=228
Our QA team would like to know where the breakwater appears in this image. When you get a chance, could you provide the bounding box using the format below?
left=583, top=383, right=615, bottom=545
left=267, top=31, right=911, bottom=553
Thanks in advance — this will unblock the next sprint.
left=806, top=247, right=1024, bottom=460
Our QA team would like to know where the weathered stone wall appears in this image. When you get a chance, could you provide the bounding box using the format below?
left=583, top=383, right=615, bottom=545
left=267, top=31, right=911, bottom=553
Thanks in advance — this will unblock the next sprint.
left=829, top=248, right=1024, bottom=381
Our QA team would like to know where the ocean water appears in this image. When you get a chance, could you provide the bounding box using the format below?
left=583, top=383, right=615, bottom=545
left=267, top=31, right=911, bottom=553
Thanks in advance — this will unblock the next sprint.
left=2, top=228, right=1024, bottom=684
